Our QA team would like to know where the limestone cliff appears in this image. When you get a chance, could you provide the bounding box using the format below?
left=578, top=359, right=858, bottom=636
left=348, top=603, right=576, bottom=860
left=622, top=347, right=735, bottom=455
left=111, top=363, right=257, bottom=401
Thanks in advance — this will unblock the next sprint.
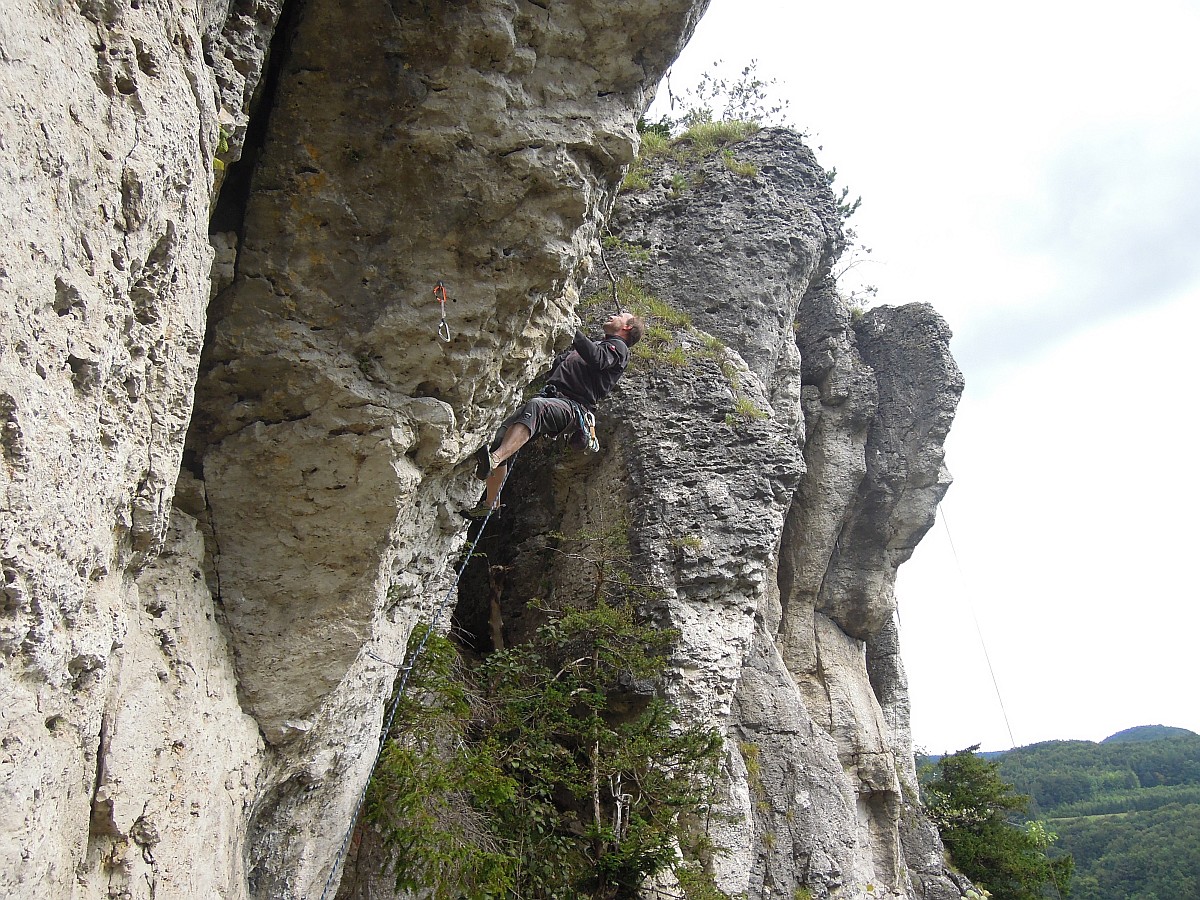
left=423, top=131, right=966, bottom=899
left=0, top=2, right=963, bottom=899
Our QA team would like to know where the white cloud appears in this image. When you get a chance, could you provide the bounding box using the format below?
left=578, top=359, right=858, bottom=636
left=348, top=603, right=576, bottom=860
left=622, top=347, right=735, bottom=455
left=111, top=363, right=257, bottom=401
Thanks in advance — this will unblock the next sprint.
left=900, top=292, right=1200, bottom=750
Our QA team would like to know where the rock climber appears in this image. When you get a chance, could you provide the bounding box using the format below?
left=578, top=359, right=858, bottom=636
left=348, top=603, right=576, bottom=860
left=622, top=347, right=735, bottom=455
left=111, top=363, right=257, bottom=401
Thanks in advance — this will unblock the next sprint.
left=472, top=311, right=643, bottom=514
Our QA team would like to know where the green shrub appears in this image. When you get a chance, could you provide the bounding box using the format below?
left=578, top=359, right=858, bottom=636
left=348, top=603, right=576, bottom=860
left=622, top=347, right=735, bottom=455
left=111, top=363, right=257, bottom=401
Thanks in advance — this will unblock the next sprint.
left=720, top=149, right=758, bottom=178
left=732, top=395, right=767, bottom=421
left=620, top=113, right=759, bottom=194
left=677, top=119, right=759, bottom=157
left=621, top=162, right=651, bottom=192
left=921, top=746, right=1073, bottom=900
left=602, top=235, right=651, bottom=264
left=635, top=292, right=691, bottom=328
left=367, top=611, right=728, bottom=900
left=671, top=534, right=704, bottom=551
left=676, top=861, right=729, bottom=900
left=668, top=61, right=792, bottom=132
left=212, top=125, right=231, bottom=172
left=639, top=129, right=671, bottom=156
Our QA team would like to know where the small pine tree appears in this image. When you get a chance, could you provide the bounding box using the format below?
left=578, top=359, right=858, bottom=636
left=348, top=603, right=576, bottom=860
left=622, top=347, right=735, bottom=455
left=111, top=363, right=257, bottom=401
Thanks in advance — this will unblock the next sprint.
left=921, top=746, right=1074, bottom=900
left=366, top=607, right=726, bottom=899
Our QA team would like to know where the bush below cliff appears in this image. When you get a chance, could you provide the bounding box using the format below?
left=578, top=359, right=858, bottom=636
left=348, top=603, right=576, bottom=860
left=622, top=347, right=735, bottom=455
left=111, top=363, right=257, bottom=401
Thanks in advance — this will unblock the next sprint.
left=367, top=607, right=726, bottom=900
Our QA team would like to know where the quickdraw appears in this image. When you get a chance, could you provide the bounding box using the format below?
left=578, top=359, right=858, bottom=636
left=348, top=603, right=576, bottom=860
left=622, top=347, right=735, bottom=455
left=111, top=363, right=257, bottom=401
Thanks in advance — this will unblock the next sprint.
left=575, top=403, right=600, bottom=453
left=433, top=280, right=452, bottom=342
left=597, top=231, right=625, bottom=317
left=556, top=397, right=599, bottom=453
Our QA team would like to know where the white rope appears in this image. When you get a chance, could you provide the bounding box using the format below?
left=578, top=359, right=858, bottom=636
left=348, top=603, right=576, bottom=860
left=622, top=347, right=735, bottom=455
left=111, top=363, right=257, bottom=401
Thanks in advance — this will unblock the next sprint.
left=938, top=503, right=1018, bottom=749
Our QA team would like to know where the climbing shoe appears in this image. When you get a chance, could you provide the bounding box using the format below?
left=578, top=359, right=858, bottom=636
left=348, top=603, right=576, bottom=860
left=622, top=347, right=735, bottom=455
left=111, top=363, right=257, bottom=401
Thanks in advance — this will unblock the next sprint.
left=474, top=446, right=494, bottom=480
left=463, top=502, right=503, bottom=519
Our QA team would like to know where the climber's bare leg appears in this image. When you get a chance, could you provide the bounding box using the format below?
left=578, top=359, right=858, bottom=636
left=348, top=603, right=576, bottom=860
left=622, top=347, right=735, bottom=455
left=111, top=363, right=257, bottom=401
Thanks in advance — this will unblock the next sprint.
left=484, top=424, right=531, bottom=508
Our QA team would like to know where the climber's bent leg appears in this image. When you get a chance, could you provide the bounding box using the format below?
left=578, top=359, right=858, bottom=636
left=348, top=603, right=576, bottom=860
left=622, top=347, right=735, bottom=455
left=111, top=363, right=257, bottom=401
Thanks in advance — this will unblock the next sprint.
left=482, top=424, right=530, bottom=508
left=493, top=422, right=531, bottom=466
left=474, top=398, right=573, bottom=510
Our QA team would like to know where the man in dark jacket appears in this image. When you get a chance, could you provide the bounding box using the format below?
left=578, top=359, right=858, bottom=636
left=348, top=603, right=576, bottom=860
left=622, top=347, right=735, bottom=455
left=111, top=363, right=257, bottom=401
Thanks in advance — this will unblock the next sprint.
left=473, top=311, right=643, bottom=512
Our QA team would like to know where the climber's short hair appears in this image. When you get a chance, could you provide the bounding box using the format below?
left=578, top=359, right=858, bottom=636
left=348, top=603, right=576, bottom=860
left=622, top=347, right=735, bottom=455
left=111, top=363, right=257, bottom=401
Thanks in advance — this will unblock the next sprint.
left=624, top=315, right=644, bottom=347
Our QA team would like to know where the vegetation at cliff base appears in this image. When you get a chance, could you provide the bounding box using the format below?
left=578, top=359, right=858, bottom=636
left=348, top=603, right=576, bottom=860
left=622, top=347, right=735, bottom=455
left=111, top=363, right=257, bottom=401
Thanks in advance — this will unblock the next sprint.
left=920, top=745, right=1073, bottom=899
left=365, top=607, right=727, bottom=900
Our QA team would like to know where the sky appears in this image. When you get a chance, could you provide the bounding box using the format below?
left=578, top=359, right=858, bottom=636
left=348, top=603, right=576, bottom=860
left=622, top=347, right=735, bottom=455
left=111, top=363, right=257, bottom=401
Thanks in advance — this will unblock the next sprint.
left=648, top=0, right=1200, bottom=752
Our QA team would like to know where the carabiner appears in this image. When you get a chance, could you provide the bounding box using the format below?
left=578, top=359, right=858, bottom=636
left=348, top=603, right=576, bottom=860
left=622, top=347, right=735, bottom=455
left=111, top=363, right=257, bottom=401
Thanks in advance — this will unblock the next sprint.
left=433, top=281, right=452, bottom=342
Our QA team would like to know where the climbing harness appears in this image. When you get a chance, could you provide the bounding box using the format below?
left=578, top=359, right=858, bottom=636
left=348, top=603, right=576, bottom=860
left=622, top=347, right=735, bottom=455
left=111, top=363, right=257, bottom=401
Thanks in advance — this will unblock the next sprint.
left=540, top=385, right=601, bottom=453
left=318, top=455, right=519, bottom=900
left=433, top=280, right=452, bottom=342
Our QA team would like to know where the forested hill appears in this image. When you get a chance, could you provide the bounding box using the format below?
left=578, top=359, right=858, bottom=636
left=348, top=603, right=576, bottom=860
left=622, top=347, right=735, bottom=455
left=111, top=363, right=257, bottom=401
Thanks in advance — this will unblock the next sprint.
left=997, top=728, right=1200, bottom=816
left=1102, top=724, right=1195, bottom=743
left=995, top=727, right=1200, bottom=899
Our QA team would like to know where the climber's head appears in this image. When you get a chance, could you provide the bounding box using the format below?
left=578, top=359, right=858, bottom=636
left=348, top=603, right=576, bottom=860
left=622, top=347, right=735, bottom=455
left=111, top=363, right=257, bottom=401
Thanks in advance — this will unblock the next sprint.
left=604, top=312, right=643, bottom=346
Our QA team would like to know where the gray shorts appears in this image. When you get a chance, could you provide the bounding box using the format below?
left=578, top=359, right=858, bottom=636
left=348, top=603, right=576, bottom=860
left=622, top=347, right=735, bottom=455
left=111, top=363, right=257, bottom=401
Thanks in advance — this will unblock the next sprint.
left=492, top=396, right=575, bottom=448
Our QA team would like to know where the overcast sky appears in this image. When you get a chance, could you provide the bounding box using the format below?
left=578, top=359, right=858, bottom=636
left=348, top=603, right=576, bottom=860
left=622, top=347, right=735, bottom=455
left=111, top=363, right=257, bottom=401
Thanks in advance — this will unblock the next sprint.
left=650, top=0, right=1200, bottom=752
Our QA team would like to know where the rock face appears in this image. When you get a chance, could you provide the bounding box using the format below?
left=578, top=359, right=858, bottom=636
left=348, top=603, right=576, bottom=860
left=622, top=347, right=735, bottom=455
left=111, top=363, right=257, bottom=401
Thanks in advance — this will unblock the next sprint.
left=449, top=131, right=966, bottom=899
left=1, top=1, right=279, bottom=896
left=2, top=0, right=708, bottom=897
left=1, top=3, right=965, bottom=900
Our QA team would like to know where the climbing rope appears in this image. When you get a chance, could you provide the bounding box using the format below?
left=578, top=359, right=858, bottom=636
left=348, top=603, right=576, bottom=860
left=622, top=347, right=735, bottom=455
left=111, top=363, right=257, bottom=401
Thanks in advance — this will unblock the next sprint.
left=433, top=281, right=452, bottom=342
left=318, top=456, right=518, bottom=900
left=938, top=503, right=1018, bottom=749
left=598, top=229, right=624, bottom=316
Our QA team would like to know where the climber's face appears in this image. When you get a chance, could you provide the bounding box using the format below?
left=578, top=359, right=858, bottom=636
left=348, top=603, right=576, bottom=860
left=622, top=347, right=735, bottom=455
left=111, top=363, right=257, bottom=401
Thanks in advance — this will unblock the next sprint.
left=602, top=312, right=634, bottom=337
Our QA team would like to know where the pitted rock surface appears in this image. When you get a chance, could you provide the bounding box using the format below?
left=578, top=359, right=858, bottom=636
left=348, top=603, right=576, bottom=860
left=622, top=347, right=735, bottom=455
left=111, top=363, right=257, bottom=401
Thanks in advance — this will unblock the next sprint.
left=1, top=1, right=707, bottom=897
left=553, top=130, right=961, bottom=897
left=2, top=3, right=969, bottom=899
left=186, top=0, right=708, bottom=749
left=610, top=129, right=844, bottom=404
left=0, top=1, right=275, bottom=896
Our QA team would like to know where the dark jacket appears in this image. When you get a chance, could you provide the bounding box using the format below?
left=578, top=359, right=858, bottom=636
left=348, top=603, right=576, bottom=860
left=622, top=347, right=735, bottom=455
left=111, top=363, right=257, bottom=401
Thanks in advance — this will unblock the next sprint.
left=546, top=329, right=630, bottom=411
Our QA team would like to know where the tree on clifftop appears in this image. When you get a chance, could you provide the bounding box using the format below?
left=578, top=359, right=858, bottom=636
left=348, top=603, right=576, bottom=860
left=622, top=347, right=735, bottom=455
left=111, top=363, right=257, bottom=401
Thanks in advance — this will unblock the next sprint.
left=922, top=746, right=1074, bottom=899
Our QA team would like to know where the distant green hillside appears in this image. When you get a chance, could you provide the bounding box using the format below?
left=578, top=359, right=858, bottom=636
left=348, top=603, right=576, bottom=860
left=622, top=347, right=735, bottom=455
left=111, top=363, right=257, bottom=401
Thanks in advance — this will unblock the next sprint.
left=1102, top=724, right=1196, bottom=744
left=993, top=728, right=1200, bottom=899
